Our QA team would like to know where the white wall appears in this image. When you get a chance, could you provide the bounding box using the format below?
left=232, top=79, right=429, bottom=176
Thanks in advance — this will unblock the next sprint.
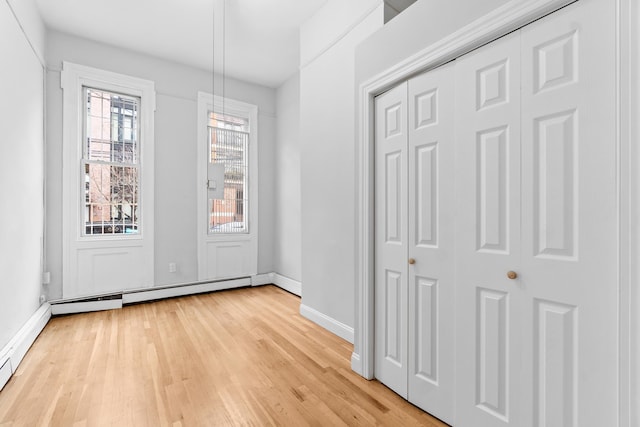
left=300, top=0, right=382, bottom=68
left=299, top=1, right=385, bottom=334
left=274, top=73, right=302, bottom=282
left=44, top=31, right=276, bottom=299
left=0, top=0, right=45, bottom=350
left=355, top=0, right=510, bottom=84
left=5, top=0, right=45, bottom=62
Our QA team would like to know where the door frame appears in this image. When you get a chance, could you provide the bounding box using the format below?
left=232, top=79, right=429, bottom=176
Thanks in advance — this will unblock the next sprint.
left=352, top=0, right=637, bottom=424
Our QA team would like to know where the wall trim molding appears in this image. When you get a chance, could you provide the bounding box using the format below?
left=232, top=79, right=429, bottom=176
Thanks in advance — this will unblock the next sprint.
left=300, top=304, right=354, bottom=344
left=618, top=0, right=639, bottom=424
left=272, top=273, right=302, bottom=297
left=122, top=278, right=250, bottom=304
left=251, top=273, right=274, bottom=287
left=51, top=299, right=122, bottom=316
left=0, top=303, right=51, bottom=391
left=353, top=0, right=578, bottom=380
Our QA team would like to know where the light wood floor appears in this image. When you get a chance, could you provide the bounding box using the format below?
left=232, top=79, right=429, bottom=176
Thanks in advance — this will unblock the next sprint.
left=0, top=285, right=448, bottom=426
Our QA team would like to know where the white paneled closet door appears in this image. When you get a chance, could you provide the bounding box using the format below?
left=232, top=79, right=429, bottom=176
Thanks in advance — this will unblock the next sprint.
left=374, top=63, right=455, bottom=424
left=519, top=1, right=618, bottom=425
left=375, top=81, right=409, bottom=399
left=454, top=30, right=523, bottom=427
left=407, top=62, right=455, bottom=423
left=454, top=1, right=618, bottom=426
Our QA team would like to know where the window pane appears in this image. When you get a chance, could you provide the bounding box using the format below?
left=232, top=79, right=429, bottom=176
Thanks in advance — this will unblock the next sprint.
left=86, top=89, right=139, bottom=164
left=84, top=163, right=139, bottom=235
left=208, top=112, right=249, bottom=234
left=209, top=112, right=249, bottom=132
left=83, top=87, right=141, bottom=236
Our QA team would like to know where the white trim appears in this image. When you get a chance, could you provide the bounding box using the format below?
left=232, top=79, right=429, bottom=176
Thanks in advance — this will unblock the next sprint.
left=0, top=303, right=51, bottom=390
left=251, top=273, right=274, bottom=287
left=196, top=92, right=259, bottom=282
left=251, top=272, right=302, bottom=296
left=619, top=0, right=639, bottom=425
left=0, top=359, right=11, bottom=391
left=122, top=278, right=250, bottom=304
left=350, top=352, right=362, bottom=376
left=51, top=299, right=122, bottom=316
left=60, top=62, right=155, bottom=299
left=353, top=0, right=578, bottom=379
left=300, top=304, right=354, bottom=344
left=272, top=273, right=302, bottom=297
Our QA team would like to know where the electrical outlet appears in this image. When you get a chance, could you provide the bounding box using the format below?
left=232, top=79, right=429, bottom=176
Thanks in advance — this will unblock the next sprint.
left=39, top=295, right=46, bottom=304
left=169, top=262, right=177, bottom=273
left=42, top=271, right=51, bottom=285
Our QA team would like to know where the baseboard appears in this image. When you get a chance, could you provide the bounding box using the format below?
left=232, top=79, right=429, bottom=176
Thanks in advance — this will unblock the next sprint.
left=0, top=359, right=10, bottom=391
left=251, top=273, right=274, bottom=287
left=0, top=303, right=51, bottom=391
left=272, top=273, right=302, bottom=296
left=300, top=304, right=354, bottom=344
left=351, top=351, right=363, bottom=376
left=122, top=278, right=251, bottom=304
left=51, top=298, right=122, bottom=315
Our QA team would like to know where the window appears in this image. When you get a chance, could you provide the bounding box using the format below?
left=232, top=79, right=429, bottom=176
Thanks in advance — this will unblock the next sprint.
left=61, top=61, right=155, bottom=298
left=83, top=88, right=140, bottom=235
left=208, top=112, right=249, bottom=234
left=197, top=91, right=257, bottom=281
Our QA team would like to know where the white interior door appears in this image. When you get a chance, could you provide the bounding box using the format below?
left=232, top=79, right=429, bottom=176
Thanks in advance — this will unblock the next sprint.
left=454, top=1, right=618, bottom=426
left=374, top=82, right=409, bottom=398
left=374, top=64, right=456, bottom=424
left=454, top=30, right=523, bottom=427
left=407, top=61, right=455, bottom=423
left=519, top=1, right=618, bottom=425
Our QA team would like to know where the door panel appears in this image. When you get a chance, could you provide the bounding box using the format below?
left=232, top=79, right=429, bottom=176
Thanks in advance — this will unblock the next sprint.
left=476, top=288, right=509, bottom=421
left=520, top=1, right=618, bottom=426
left=476, top=125, right=510, bottom=253
left=375, top=82, right=409, bottom=398
left=407, top=62, right=455, bottom=423
left=455, top=30, right=522, bottom=427
left=532, top=299, right=577, bottom=427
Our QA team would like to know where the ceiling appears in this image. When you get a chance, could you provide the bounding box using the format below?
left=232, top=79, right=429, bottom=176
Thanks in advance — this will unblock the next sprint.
left=35, top=0, right=327, bottom=88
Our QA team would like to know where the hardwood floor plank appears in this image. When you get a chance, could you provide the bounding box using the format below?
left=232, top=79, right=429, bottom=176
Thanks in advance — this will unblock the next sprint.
left=0, top=286, right=448, bottom=426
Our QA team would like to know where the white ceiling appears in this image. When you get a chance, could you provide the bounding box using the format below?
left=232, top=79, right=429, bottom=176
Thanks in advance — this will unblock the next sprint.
left=35, top=0, right=327, bottom=88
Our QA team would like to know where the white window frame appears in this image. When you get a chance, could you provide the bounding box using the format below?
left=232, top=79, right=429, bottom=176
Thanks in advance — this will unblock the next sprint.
left=61, top=62, right=155, bottom=298
left=196, top=92, right=258, bottom=281
left=82, top=88, right=141, bottom=237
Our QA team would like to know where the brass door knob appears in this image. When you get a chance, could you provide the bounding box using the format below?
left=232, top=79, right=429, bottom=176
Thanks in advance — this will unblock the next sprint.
left=408, top=258, right=416, bottom=265
left=507, top=271, right=518, bottom=280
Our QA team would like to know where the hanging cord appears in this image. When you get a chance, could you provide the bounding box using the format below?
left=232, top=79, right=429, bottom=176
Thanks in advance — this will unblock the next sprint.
left=211, top=0, right=216, bottom=106
left=212, top=0, right=227, bottom=123
left=222, top=0, right=226, bottom=121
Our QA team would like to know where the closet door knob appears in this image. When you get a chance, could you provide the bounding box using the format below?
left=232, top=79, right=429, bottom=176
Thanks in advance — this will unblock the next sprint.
left=507, top=271, right=518, bottom=280
left=408, top=258, right=416, bottom=265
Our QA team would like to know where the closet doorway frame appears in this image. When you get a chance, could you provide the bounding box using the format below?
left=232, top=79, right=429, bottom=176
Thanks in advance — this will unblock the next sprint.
left=352, top=0, right=639, bottom=425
